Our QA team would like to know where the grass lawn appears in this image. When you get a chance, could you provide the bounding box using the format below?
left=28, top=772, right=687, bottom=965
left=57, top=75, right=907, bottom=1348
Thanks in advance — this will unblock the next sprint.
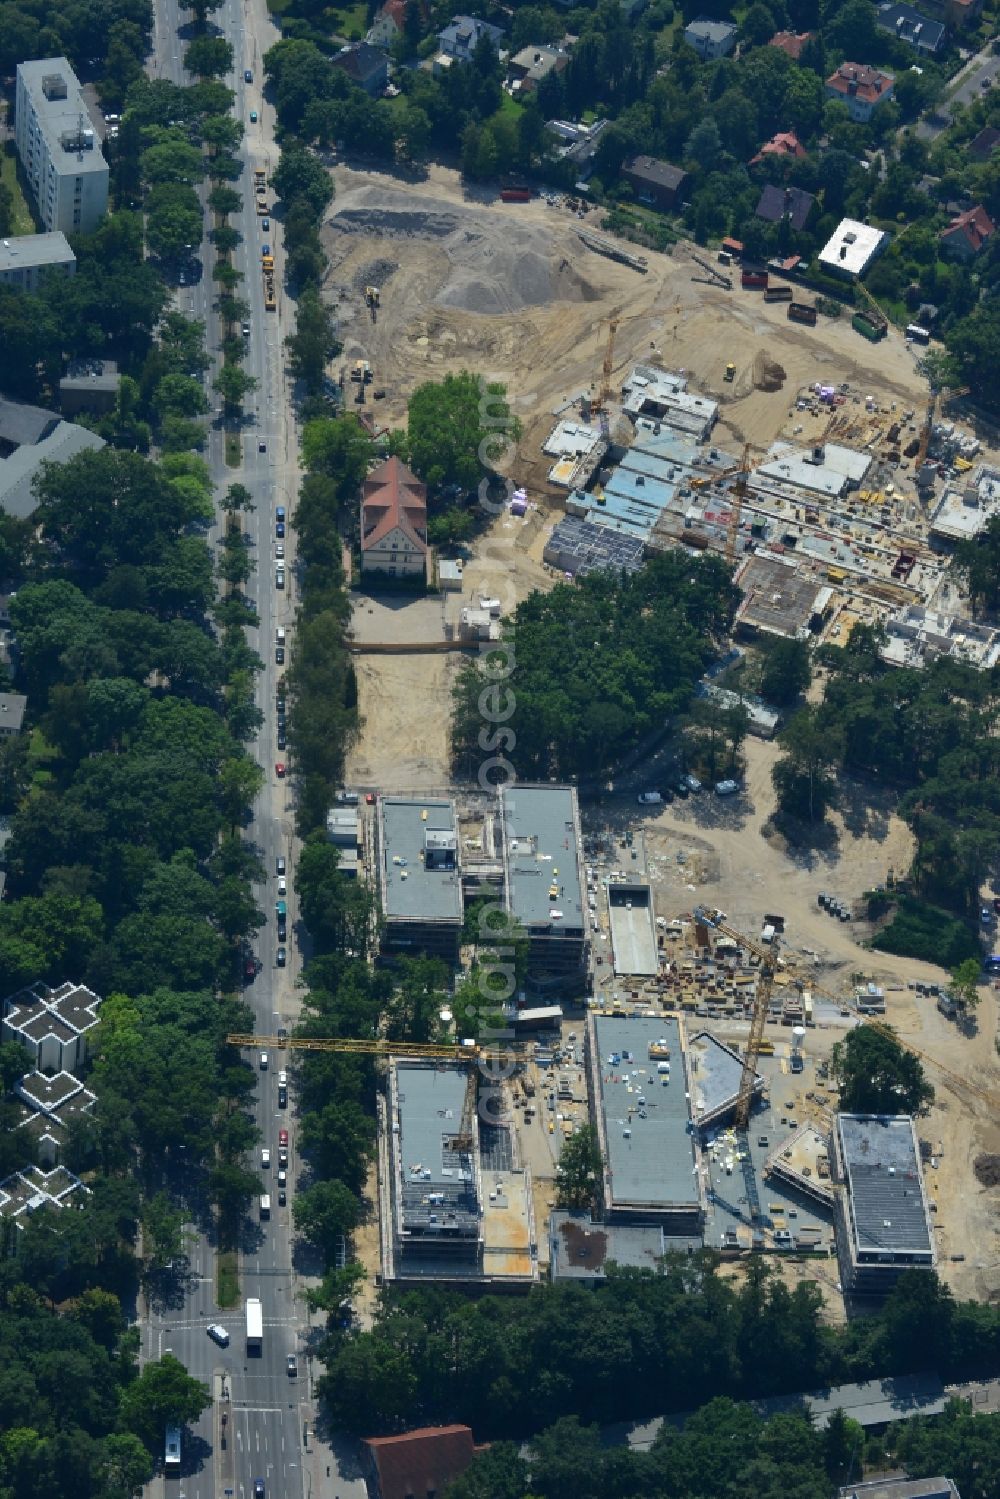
left=225, top=432, right=242, bottom=467
left=1, top=144, right=37, bottom=236
left=497, top=91, right=523, bottom=121
left=217, top=1250, right=240, bottom=1308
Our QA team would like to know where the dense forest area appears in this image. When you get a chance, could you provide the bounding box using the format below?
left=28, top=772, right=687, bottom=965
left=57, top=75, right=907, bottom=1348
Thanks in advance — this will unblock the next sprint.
left=317, top=1257, right=999, bottom=1436
left=446, top=1397, right=1000, bottom=1499
left=769, top=624, right=1000, bottom=930
left=450, top=552, right=739, bottom=781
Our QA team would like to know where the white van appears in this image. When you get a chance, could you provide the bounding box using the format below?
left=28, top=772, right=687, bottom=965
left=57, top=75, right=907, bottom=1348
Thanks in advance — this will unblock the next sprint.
left=275, top=626, right=285, bottom=644
left=260, top=1195, right=271, bottom=1219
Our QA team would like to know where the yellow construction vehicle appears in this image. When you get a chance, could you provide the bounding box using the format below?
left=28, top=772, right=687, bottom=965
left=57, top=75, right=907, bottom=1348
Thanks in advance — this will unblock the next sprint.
left=724, top=361, right=735, bottom=382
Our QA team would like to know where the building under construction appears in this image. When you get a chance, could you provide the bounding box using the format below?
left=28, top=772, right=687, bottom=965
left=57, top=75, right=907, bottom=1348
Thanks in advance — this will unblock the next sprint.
left=831, top=1113, right=935, bottom=1297
left=382, top=1059, right=538, bottom=1286
left=586, top=1012, right=705, bottom=1233
left=375, top=796, right=463, bottom=962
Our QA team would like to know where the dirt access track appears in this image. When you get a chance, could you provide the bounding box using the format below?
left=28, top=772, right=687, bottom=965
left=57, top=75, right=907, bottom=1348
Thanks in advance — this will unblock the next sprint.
left=323, top=163, right=933, bottom=478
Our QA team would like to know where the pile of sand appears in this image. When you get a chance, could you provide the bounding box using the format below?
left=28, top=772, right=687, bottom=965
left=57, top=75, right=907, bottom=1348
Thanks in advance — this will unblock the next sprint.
left=327, top=184, right=596, bottom=316
left=754, top=351, right=787, bottom=392
left=974, top=1153, right=1000, bottom=1188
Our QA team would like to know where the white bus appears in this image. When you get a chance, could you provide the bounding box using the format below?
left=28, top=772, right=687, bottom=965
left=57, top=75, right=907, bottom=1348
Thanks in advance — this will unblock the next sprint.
left=164, top=1424, right=181, bottom=1472
left=246, top=1296, right=263, bottom=1354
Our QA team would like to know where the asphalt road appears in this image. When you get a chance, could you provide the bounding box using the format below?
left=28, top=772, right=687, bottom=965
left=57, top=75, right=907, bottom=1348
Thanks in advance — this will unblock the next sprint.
left=143, top=0, right=310, bottom=1495
left=916, top=40, right=999, bottom=140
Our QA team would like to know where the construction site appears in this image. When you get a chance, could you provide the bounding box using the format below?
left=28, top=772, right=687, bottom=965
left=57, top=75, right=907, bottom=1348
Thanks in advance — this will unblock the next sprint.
left=330, top=161, right=1000, bottom=795
left=317, top=160, right=1000, bottom=1312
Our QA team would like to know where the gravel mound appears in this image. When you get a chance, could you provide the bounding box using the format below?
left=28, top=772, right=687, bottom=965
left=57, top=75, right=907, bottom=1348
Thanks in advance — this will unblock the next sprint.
left=974, top=1153, right=1000, bottom=1187
left=328, top=185, right=596, bottom=316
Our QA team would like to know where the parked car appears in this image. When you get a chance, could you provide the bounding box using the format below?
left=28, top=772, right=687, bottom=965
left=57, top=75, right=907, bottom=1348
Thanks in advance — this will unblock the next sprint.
left=684, top=774, right=702, bottom=793
left=278, top=1086, right=287, bottom=1108
left=276, top=947, right=286, bottom=967
left=250, top=109, right=258, bottom=122
left=277, top=1168, right=287, bottom=1187
left=207, top=1323, right=230, bottom=1346
left=277, top=876, right=286, bottom=895
left=715, top=779, right=738, bottom=796
left=259, top=1052, right=268, bottom=1070
left=675, top=780, right=689, bottom=798
left=244, top=69, right=253, bottom=82
left=637, top=791, right=662, bottom=805
left=279, top=1129, right=289, bottom=1146
left=278, top=1188, right=286, bottom=1206
left=275, top=761, right=286, bottom=777
left=276, top=856, right=286, bottom=875
left=287, top=1355, right=297, bottom=1377
left=261, top=1148, right=270, bottom=1168
left=262, top=217, right=270, bottom=231
left=261, top=243, right=271, bottom=257
left=275, top=566, right=285, bottom=589
left=275, top=542, right=284, bottom=560
left=242, top=322, right=250, bottom=337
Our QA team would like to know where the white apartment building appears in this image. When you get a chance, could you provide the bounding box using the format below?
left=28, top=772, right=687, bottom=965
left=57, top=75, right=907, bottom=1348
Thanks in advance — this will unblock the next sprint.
left=15, top=58, right=108, bottom=237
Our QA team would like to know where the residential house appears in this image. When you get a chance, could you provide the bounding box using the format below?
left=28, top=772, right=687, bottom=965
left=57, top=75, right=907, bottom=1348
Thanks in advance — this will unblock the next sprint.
left=2, top=980, right=103, bottom=1074
left=508, top=44, right=568, bottom=94
left=750, top=130, right=807, bottom=166
left=683, top=17, right=737, bottom=58
left=917, top=0, right=981, bottom=26
left=769, top=30, right=813, bottom=59
left=360, top=456, right=428, bottom=578
left=0, top=694, right=26, bottom=737
left=836, top=1479, right=961, bottom=1499
left=621, top=154, right=689, bottom=211
left=367, top=0, right=408, bottom=49
left=755, top=183, right=815, bottom=231
left=59, top=358, right=120, bottom=416
left=0, top=231, right=75, bottom=294
left=825, top=63, right=895, bottom=123
left=875, top=2, right=945, bottom=53
left=0, top=1164, right=90, bottom=1238
left=969, top=126, right=1000, bottom=161
left=939, top=204, right=995, bottom=261
left=331, top=42, right=390, bottom=96
left=817, top=218, right=890, bottom=278
left=0, top=396, right=104, bottom=520
left=16, top=1070, right=96, bottom=1164
left=362, top=1426, right=482, bottom=1499
left=437, top=15, right=504, bottom=63
left=547, top=117, right=608, bottom=187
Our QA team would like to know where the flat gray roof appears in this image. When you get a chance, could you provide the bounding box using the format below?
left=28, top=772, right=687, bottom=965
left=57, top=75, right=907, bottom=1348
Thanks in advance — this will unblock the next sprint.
left=593, top=1014, right=699, bottom=1211
left=0, top=232, right=75, bottom=273
left=380, top=797, right=462, bottom=924
left=394, top=1062, right=472, bottom=1188
left=16, top=58, right=108, bottom=180
left=0, top=694, right=26, bottom=732
left=838, top=1114, right=933, bottom=1257
left=502, top=784, right=583, bottom=931
left=608, top=884, right=658, bottom=976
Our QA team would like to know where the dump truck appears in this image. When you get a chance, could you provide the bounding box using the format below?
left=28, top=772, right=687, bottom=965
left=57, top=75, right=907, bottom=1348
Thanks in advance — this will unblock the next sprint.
left=741, top=265, right=768, bottom=290
left=501, top=187, right=532, bottom=202
left=764, top=285, right=792, bottom=302
left=788, top=301, right=817, bottom=325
